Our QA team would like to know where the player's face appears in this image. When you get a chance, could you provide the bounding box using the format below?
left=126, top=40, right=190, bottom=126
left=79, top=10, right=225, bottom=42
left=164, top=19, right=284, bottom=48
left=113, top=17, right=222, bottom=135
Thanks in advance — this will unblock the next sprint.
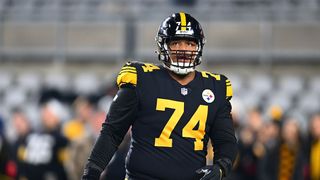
left=168, top=39, right=198, bottom=63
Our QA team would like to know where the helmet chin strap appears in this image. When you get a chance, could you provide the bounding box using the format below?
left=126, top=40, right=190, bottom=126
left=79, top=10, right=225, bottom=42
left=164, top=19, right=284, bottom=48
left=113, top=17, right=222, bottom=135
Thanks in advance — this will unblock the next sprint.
left=163, top=62, right=195, bottom=75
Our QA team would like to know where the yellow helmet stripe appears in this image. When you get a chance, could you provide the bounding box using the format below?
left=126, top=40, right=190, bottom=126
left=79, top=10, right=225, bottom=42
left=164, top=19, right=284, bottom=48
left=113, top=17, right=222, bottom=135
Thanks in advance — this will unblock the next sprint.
left=179, top=12, right=187, bottom=31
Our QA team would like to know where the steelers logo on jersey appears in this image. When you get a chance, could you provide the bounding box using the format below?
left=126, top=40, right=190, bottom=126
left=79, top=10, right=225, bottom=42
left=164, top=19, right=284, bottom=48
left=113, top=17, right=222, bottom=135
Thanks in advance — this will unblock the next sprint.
left=202, top=89, right=215, bottom=103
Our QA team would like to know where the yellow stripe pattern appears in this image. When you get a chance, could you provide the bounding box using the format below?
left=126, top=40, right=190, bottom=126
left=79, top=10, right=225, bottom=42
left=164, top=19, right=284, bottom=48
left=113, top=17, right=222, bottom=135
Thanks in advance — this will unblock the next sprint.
left=278, top=143, right=296, bottom=180
left=117, top=65, right=137, bottom=87
left=179, top=12, right=187, bottom=31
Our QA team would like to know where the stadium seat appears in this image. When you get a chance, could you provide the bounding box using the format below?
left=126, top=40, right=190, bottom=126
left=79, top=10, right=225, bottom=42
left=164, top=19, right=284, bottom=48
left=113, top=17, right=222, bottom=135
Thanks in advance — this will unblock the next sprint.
left=44, top=73, right=71, bottom=91
left=277, top=75, right=304, bottom=97
left=248, top=74, right=273, bottom=96
left=227, top=74, right=245, bottom=95
left=265, top=91, right=293, bottom=112
left=3, top=86, right=27, bottom=109
left=296, top=92, right=320, bottom=115
left=16, top=73, right=42, bottom=94
left=72, top=73, right=101, bottom=95
left=0, top=72, right=13, bottom=92
left=308, top=76, right=320, bottom=95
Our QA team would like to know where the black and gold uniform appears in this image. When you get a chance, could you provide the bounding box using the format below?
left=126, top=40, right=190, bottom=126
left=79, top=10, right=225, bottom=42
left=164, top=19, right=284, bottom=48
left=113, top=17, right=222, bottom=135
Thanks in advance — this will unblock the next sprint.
left=85, top=62, right=237, bottom=180
left=83, top=11, right=237, bottom=180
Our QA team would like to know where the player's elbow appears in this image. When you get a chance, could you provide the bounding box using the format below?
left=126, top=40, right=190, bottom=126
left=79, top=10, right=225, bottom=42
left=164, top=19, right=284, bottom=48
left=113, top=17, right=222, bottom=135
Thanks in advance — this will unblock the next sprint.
left=100, top=122, right=124, bottom=147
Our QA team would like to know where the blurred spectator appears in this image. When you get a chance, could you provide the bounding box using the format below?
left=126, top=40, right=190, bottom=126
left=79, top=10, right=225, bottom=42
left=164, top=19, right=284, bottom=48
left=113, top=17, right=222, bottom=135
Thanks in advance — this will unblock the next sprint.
left=230, top=99, right=243, bottom=139
left=259, top=118, right=305, bottom=180
left=18, top=100, right=69, bottom=180
left=247, top=108, right=264, bottom=132
left=234, top=108, right=265, bottom=180
left=235, top=126, right=261, bottom=180
left=63, top=97, right=98, bottom=180
left=63, top=97, right=95, bottom=141
left=305, top=113, right=320, bottom=180
left=261, top=105, right=282, bottom=151
left=0, top=116, right=15, bottom=179
left=10, top=108, right=32, bottom=179
left=260, top=120, right=280, bottom=151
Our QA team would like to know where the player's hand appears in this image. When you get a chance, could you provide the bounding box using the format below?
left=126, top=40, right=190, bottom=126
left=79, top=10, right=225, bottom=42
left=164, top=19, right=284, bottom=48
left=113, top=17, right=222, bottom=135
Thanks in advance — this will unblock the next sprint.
left=196, top=164, right=223, bottom=180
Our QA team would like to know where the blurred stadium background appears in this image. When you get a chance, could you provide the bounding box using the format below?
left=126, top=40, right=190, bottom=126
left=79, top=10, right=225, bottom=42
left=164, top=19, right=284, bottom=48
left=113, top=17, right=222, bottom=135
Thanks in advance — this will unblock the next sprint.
left=1, top=0, right=320, bottom=179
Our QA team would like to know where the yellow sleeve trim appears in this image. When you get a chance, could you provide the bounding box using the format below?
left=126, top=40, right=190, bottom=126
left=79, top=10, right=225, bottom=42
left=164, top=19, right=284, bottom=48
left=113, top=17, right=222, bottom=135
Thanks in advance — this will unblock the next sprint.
left=226, top=78, right=233, bottom=100
left=117, top=65, right=137, bottom=87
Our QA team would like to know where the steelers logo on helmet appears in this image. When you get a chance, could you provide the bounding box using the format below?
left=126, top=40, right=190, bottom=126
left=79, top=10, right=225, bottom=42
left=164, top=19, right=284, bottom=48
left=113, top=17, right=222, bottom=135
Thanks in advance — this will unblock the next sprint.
left=155, top=12, right=205, bottom=75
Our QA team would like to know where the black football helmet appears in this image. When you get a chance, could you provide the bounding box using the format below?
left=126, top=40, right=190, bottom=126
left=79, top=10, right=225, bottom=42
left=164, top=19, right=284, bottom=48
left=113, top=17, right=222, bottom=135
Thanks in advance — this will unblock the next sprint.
left=155, top=12, right=205, bottom=75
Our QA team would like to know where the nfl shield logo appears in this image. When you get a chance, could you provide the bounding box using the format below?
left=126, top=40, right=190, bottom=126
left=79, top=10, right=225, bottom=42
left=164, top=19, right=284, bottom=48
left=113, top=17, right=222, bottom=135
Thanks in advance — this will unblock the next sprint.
left=181, top=87, right=188, bottom=96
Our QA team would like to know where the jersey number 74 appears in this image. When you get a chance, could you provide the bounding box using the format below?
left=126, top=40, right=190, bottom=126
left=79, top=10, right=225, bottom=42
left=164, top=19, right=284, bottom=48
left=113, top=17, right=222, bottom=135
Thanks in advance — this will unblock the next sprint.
left=154, top=98, right=208, bottom=151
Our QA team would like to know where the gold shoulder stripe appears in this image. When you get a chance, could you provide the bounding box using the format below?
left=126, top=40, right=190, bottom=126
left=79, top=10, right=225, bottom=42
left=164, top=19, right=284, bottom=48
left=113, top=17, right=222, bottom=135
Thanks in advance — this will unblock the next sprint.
left=122, top=66, right=136, bottom=70
left=117, top=65, right=137, bottom=87
left=119, top=69, right=137, bottom=74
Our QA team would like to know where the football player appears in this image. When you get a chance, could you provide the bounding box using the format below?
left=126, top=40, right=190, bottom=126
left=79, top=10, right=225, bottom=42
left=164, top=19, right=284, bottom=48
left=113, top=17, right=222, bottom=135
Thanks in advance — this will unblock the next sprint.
left=83, top=12, right=238, bottom=180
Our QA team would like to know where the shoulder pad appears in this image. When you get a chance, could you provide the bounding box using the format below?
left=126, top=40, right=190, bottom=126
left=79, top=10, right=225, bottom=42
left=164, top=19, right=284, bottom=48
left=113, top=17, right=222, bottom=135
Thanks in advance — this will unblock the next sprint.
left=201, top=71, right=233, bottom=100
left=116, top=62, right=138, bottom=88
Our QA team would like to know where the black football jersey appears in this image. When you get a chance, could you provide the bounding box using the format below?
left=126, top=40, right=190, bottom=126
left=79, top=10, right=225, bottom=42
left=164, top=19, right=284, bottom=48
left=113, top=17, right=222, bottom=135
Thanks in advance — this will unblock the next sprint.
left=116, top=62, right=234, bottom=180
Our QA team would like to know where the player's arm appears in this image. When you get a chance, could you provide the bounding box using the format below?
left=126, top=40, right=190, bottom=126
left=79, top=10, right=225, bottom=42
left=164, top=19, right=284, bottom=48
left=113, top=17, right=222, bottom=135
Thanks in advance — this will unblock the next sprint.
left=82, top=63, right=138, bottom=180
left=197, top=76, right=238, bottom=180
left=212, top=76, right=237, bottom=177
left=82, top=87, right=138, bottom=179
left=211, top=100, right=237, bottom=174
